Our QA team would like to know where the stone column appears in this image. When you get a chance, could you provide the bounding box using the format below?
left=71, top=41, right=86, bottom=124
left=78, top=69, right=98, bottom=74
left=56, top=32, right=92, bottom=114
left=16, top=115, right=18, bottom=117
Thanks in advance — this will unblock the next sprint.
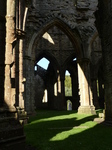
left=98, top=76, right=104, bottom=108
left=30, top=59, right=35, bottom=112
left=54, top=83, right=58, bottom=96
left=60, top=76, right=66, bottom=110
left=77, top=59, right=96, bottom=114
left=24, top=57, right=31, bottom=113
left=95, top=0, right=112, bottom=123
left=16, top=0, right=27, bottom=109
left=19, top=0, right=25, bottom=30
left=55, top=70, right=65, bottom=110
left=71, top=73, right=79, bottom=110
left=57, top=71, right=62, bottom=110
left=16, top=0, right=19, bottom=28
left=11, top=47, right=16, bottom=107
left=24, top=56, right=35, bottom=114
left=4, top=0, right=16, bottom=110
left=91, top=78, right=99, bottom=109
left=0, top=15, right=5, bottom=107
left=17, top=33, right=26, bottom=110
left=0, top=1, right=26, bottom=149
left=19, top=39, right=24, bottom=108
left=57, top=70, right=61, bottom=93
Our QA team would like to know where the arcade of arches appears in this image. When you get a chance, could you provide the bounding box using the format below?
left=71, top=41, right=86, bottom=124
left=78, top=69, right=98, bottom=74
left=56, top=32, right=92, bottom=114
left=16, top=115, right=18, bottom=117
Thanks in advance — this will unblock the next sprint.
left=0, top=0, right=112, bottom=149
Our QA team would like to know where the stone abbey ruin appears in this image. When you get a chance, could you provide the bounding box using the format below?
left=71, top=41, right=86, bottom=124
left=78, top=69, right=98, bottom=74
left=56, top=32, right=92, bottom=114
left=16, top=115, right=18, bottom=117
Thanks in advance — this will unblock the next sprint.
left=0, top=0, right=112, bottom=149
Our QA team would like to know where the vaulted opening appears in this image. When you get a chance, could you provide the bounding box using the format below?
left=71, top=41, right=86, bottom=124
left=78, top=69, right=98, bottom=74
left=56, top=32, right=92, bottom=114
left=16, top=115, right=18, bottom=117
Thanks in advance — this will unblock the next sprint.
left=33, top=23, right=80, bottom=111
left=64, top=57, right=79, bottom=110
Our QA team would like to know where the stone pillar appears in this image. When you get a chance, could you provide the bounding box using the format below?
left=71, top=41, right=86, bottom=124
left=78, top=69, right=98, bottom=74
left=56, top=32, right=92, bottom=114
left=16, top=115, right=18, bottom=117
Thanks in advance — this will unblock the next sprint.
left=54, top=70, right=66, bottom=110
left=24, top=56, right=35, bottom=114
left=11, top=47, right=16, bottom=107
left=91, top=78, right=99, bottom=109
left=4, top=0, right=16, bottom=111
left=60, top=76, right=66, bottom=110
left=57, top=71, right=62, bottom=109
left=30, top=59, right=35, bottom=112
left=57, top=70, right=61, bottom=93
left=77, top=59, right=96, bottom=114
left=71, top=73, right=79, bottom=110
left=19, top=39, right=24, bottom=108
left=16, top=0, right=27, bottom=111
left=19, top=0, right=25, bottom=30
left=0, top=15, right=5, bottom=107
left=24, top=57, right=31, bottom=113
left=57, top=71, right=66, bottom=110
left=0, top=1, right=26, bottom=150
left=54, top=83, right=58, bottom=96
left=95, top=0, right=112, bottom=123
left=98, top=76, right=104, bottom=108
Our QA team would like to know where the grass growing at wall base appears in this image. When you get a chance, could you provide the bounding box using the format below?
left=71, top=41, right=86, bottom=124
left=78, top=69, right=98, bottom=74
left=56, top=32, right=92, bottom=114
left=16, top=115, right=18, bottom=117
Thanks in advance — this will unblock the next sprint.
left=24, top=110, right=112, bottom=150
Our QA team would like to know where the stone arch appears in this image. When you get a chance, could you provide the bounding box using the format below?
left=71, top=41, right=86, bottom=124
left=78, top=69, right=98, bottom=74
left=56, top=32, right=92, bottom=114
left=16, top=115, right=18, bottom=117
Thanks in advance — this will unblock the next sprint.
left=34, top=53, right=59, bottom=110
left=27, top=18, right=83, bottom=59
left=25, top=18, right=84, bottom=112
left=35, top=51, right=60, bottom=86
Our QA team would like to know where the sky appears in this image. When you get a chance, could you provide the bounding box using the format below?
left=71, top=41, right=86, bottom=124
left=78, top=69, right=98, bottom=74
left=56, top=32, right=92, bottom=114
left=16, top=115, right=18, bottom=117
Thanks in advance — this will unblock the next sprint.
left=37, top=57, right=49, bottom=70
left=37, top=58, right=70, bottom=75
left=37, top=57, right=76, bottom=75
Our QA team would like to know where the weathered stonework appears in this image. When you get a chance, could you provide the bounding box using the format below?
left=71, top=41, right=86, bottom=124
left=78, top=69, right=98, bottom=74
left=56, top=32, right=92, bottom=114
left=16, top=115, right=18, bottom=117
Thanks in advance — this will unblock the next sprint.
left=0, top=1, right=26, bottom=149
left=95, top=0, right=112, bottom=123
left=0, top=1, right=104, bottom=115
left=23, top=0, right=100, bottom=113
left=1, top=0, right=112, bottom=148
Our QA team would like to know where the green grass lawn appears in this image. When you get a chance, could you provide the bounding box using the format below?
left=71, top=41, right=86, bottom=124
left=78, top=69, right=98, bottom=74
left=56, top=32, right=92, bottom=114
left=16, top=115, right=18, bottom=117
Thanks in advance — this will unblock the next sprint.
left=24, top=110, right=112, bottom=150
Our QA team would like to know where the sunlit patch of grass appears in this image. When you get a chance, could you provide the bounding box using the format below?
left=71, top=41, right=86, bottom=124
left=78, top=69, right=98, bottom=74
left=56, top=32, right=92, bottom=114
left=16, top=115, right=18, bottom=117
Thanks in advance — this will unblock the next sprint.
left=30, top=113, right=76, bottom=124
left=24, top=110, right=112, bottom=150
left=50, top=127, right=88, bottom=141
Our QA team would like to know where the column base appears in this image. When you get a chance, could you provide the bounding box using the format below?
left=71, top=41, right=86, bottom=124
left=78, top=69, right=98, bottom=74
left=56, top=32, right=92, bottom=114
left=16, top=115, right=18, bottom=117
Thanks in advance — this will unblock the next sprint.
left=16, top=107, right=29, bottom=124
left=78, top=105, right=96, bottom=114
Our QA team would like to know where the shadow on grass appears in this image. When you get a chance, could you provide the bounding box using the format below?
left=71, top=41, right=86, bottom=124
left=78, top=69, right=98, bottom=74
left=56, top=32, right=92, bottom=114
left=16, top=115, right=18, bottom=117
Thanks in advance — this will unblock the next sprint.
left=24, top=110, right=112, bottom=150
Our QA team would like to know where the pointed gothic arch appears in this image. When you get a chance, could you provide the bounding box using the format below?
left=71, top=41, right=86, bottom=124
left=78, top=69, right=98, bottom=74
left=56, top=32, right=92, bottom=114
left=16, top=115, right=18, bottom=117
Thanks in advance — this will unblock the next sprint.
left=27, top=18, right=83, bottom=59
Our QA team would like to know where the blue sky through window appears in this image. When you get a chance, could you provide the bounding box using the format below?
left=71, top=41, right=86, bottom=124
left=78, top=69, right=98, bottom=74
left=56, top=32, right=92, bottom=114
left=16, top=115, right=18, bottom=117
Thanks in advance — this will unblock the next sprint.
left=37, top=57, right=50, bottom=70
left=37, top=58, right=76, bottom=74
left=65, top=70, right=70, bottom=75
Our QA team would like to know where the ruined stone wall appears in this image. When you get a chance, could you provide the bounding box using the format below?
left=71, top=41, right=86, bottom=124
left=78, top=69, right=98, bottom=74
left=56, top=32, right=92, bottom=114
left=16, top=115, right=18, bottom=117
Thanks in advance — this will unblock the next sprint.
left=24, top=57, right=35, bottom=113
left=90, top=34, right=102, bottom=78
left=23, top=0, right=99, bottom=113
left=0, top=1, right=6, bottom=106
left=0, top=21, right=5, bottom=106
left=25, top=0, right=98, bottom=58
left=36, top=26, right=75, bottom=66
left=95, top=0, right=112, bottom=122
left=29, top=0, right=97, bottom=29
left=35, top=74, right=45, bottom=109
